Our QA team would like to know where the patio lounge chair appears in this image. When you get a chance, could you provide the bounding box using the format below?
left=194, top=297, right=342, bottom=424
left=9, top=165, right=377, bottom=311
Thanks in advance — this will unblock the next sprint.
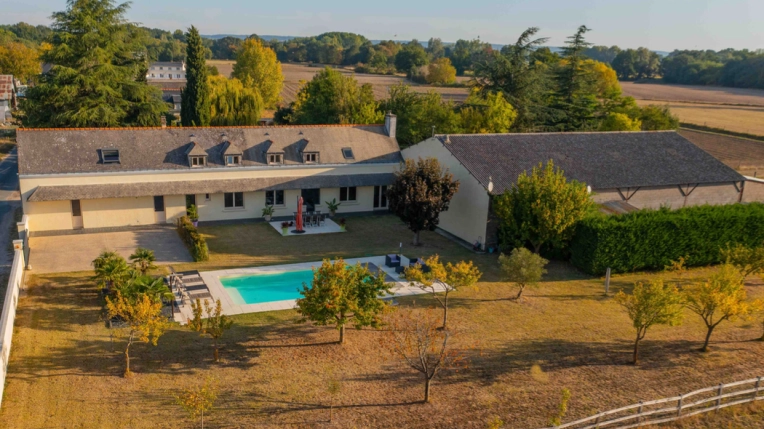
left=406, top=256, right=431, bottom=273
left=385, top=254, right=401, bottom=268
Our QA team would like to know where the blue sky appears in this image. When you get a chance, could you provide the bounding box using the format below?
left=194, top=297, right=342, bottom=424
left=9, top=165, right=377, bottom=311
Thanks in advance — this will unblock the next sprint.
left=2, top=0, right=762, bottom=51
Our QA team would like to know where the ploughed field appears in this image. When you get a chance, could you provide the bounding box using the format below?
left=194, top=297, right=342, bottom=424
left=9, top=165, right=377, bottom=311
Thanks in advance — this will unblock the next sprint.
left=1, top=216, right=763, bottom=428
left=208, top=61, right=471, bottom=105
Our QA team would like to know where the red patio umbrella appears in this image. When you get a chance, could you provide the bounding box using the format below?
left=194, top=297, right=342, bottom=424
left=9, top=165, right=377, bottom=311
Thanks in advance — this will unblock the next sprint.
left=295, top=196, right=305, bottom=233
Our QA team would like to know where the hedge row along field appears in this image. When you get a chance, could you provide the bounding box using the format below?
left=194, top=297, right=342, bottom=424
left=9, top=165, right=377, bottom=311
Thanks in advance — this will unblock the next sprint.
left=569, top=203, right=764, bottom=275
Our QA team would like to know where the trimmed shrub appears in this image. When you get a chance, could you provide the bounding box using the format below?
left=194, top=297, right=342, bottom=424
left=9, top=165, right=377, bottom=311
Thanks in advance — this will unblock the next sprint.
left=176, top=216, right=209, bottom=262
left=570, top=203, right=764, bottom=275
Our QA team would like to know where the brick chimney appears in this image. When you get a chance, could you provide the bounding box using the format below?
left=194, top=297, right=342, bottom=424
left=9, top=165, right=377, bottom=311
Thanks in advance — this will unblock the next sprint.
left=160, top=115, right=167, bottom=128
left=384, top=111, right=397, bottom=139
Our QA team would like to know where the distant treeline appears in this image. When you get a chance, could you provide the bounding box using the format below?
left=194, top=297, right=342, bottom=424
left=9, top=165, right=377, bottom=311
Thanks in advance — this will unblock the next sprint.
left=4, top=21, right=764, bottom=89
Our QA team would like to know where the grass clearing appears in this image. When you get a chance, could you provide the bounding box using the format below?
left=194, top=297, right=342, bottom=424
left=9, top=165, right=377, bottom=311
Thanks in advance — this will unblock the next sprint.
left=1, top=215, right=763, bottom=428
left=635, top=100, right=764, bottom=137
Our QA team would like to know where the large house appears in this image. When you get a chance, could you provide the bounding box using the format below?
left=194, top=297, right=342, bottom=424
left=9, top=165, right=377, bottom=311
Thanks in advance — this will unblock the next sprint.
left=0, top=75, right=16, bottom=123
left=146, top=62, right=186, bottom=82
left=17, top=114, right=400, bottom=233
left=402, top=131, right=757, bottom=248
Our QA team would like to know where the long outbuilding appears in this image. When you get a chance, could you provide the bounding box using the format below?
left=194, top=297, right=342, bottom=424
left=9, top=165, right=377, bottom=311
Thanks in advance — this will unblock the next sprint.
left=402, top=131, right=761, bottom=249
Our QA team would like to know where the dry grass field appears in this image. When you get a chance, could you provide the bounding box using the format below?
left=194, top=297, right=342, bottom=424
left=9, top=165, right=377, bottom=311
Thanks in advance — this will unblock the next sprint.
left=208, top=60, right=471, bottom=105
left=621, top=82, right=764, bottom=106
left=635, top=99, right=764, bottom=137
left=1, top=215, right=763, bottom=428
left=621, top=81, right=764, bottom=137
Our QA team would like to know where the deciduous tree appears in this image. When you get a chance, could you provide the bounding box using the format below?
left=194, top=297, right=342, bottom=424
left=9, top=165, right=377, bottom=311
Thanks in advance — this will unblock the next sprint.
left=106, top=292, right=168, bottom=377
left=498, top=248, right=549, bottom=300
left=720, top=243, right=764, bottom=278
left=181, top=26, right=210, bottom=126
left=459, top=90, right=517, bottom=134
left=599, top=112, right=641, bottom=131
left=425, top=57, right=456, bottom=84
left=208, top=75, right=263, bottom=125
left=394, top=40, right=428, bottom=73
left=0, top=41, right=40, bottom=81
left=290, top=67, right=382, bottom=125
left=175, top=377, right=218, bottom=429
left=404, top=255, right=481, bottom=329
left=684, top=264, right=759, bottom=352
left=296, top=259, right=391, bottom=344
left=380, top=84, right=461, bottom=146
left=22, top=0, right=167, bottom=127
left=188, top=298, right=234, bottom=362
left=381, top=308, right=467, bottom=403
left=493, top=160, right=594, bottom=253
left=614, top=280, right=684, bottom=364
left=231, top=37, right=283, bottom=108
left=387, top=158, right=460, bottom=246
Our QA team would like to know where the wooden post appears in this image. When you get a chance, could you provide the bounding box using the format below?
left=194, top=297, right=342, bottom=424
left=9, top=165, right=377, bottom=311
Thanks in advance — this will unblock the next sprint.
left=594, top=412, right=601, bottom=429
left=677, top=395, right=683, bottom=417
left=716, top=384, right=724, bottom=409
left=605, top=268, right=611, bottom=294
left=636, top=401, right=643, bottom=423
left=755, top=377, right=762, bottom=398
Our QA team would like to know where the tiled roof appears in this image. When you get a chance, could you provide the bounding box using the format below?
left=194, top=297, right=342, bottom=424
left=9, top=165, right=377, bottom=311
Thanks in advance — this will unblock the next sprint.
left=0, top=75, right=14, bottom=101
left=27, top=173, right=396, bottom=201
left=434, top=131, right=744, bottom=193
left=18, top=125, right=402, bottom=175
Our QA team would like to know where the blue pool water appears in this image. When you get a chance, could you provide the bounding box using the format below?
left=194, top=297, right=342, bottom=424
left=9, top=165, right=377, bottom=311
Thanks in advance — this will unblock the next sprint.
left=221, top=270, right=315, bottom=305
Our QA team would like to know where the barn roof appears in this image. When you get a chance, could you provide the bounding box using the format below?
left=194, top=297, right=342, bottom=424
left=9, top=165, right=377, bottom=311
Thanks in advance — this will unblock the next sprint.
left=433, top=131, right=744, bottom=193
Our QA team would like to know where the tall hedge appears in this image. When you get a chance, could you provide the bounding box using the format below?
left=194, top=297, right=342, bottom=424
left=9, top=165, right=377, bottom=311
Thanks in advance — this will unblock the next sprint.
left=177, top=216, right=209, bottom=262
left=570, top=203, right=764, bottom=275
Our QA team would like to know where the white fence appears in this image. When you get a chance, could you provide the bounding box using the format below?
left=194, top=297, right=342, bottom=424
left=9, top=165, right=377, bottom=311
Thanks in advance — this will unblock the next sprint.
left=544, top=376, right=764, bottom=429
left=0, top=215, right=28, bottom=408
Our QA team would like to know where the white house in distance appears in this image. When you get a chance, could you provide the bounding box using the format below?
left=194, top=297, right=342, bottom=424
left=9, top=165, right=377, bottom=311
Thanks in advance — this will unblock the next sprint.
left=146, top=61, right=186, bottom=82
left=17, top=114, right=400, bottom=233
left=402, top=131, right=759, bottom=249
left=0, top=75, right=16, bottom=124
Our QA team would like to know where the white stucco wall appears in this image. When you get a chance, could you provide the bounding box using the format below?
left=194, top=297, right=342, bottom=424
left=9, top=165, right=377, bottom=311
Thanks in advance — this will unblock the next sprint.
left=21, top=163, right=395, bottom=231
left=401, top=138, right=491, bottom=246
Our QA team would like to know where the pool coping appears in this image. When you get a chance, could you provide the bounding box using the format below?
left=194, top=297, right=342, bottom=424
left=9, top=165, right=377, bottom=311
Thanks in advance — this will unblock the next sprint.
left=175, top=256, right=442, bottom=322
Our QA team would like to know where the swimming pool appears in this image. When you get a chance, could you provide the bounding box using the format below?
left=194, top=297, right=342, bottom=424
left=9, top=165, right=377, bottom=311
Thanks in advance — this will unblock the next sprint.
left=220, top=269, right=314, bottom=305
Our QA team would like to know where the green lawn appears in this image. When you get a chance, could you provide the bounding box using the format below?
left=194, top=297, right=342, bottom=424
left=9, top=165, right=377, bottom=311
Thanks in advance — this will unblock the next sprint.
left=1, top=215, right=763, bottom=428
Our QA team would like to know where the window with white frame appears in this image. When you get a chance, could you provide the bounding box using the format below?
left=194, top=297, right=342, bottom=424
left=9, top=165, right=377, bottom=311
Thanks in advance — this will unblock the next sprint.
left=340, top=186, right=357, bottom=202
left=267, top=153, right=283, bottom=164
left=225, top=155, right=241, bottom=166
left=224, top=192, right=244, bottom=209
left=265, top=190, right=285, bottom=206
left=303, top=152, right=318, bottom=163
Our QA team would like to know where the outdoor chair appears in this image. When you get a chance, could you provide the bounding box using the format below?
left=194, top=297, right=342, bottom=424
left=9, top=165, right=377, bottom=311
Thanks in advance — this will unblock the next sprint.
left=385, top=254, right=401, bottom=268
left=407, top=256, right=431, bottom=273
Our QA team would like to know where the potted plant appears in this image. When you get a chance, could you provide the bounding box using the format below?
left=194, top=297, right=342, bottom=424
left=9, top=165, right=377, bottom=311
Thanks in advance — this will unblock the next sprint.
left=325, top=198, right=341, bottom=217
left=187, top=204, right=199, bottom=227
left=262, top=205, right=275, bottom=222
left=281, top=221, right=290, bottom=235
left=339, top=218, right=346, bottom=232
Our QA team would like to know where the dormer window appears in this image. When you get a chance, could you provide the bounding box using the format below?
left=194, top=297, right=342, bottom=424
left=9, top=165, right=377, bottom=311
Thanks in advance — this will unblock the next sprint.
left=101, top=149, right=120, bottom=164
left=303, top=152, right=319, bottom=163
left=189, top=156, right=206, bottom=167
left=268, top=153, right=283, bottom=165
left=342, top=148, right=354, bottom=160
left=225, top=155, right=241, bottom=166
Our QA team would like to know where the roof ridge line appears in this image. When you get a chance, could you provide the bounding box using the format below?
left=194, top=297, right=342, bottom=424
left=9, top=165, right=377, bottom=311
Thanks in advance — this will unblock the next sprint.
left=16, top=124, right=384, bottom=132
left=435, top=130, right=679, bottom=137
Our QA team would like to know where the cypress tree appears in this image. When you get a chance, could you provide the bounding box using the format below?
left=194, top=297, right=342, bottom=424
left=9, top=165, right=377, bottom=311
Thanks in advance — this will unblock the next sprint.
left=181, top=26, right=210, bottom=126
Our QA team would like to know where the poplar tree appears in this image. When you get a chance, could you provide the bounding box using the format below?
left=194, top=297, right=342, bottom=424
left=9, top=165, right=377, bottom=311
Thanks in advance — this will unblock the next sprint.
left=181, top=26, right=210, bottom=126
left=22, top=0, right=167, bottom=128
